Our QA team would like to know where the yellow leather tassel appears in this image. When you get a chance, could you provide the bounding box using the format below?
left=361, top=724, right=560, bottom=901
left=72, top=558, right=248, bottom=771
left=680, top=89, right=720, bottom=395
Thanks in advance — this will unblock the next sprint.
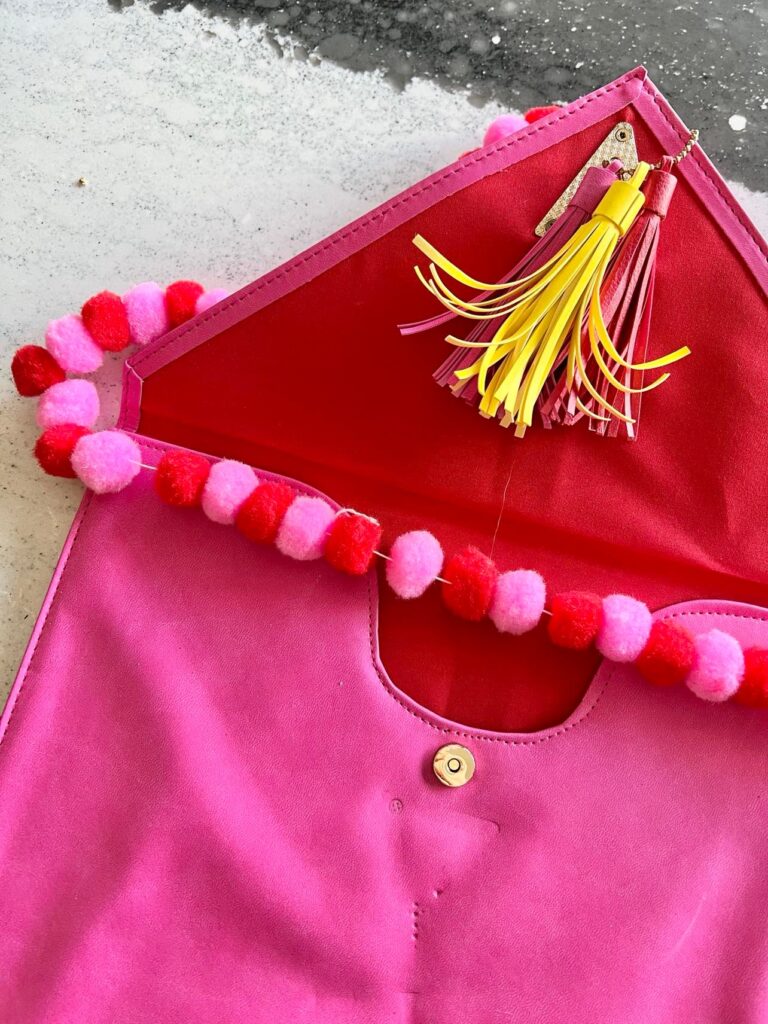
left=412, top=162, right=690, bottom=435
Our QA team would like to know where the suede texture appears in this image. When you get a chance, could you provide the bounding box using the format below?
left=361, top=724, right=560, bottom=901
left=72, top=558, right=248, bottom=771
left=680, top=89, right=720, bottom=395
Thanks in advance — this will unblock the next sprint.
left=1, top=440, right=767, bottom=1021
left=3, top=68, right=768, bottom=1018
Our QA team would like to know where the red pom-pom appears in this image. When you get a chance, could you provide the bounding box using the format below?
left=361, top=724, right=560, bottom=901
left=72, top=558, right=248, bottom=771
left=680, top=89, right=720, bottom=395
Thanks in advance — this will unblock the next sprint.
left=524, top=104, right=560, bottom=124
left=734, top=648, right=768, bottom=709
left=635, top=619, right=695, bottom=687
left=165, top=281, right=204, bottom=329
left=81, top=291, right=131, bottom=352
left=236, top=480, right=295, bottom=543
left=154, top=450, right=210, bottom=507
left=12, top=345, right=66, bottom=396
left=548, top=591, right=602, bottom=650
left=441, top=546, right=498, bottom=622
left=324, top=512, right=382, bottom=575
left=34, top=423, right=91, bottom=478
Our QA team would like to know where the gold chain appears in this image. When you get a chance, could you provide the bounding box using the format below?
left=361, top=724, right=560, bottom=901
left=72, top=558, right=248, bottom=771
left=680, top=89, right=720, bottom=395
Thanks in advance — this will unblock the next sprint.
left=652, top=128, right=699, bottom=169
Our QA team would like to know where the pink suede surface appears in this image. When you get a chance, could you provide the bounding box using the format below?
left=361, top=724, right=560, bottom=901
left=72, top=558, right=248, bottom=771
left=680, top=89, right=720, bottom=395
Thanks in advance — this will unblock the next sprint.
left=1, top=438, right=768, bottom=1022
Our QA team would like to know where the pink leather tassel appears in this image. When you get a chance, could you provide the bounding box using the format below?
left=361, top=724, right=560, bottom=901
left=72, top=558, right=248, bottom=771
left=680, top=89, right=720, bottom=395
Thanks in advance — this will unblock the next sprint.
left=399, top=163, right=622, bottom=401
left=540, top=161, right=677, bottom=437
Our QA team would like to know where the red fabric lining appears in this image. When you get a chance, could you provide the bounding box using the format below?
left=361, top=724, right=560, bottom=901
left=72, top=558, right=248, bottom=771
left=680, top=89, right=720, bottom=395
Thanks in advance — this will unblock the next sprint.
left=134, top=102, right=768, bottom=733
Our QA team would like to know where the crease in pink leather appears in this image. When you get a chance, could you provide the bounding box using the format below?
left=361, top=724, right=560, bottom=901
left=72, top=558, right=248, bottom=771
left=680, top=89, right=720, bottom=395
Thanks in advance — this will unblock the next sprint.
left=2, top=436, right=768, bottom=1023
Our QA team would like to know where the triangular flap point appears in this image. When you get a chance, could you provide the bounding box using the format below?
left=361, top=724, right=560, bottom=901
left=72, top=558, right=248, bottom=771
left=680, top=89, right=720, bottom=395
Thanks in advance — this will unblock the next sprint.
left=534, top=121, right=639, bottom=236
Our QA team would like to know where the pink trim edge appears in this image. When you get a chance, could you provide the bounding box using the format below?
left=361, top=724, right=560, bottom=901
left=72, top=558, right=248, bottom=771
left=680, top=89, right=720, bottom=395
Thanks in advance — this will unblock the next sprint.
left=633, top=79, right=768, bottom=293
left=0, top=490, right=95, bottom=745
left=118, top=66, right=768, bottom=434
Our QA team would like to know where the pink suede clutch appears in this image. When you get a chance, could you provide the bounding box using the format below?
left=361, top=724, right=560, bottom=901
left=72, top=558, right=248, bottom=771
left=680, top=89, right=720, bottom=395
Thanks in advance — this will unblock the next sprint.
left=2, top=68, right=768, bottom=1021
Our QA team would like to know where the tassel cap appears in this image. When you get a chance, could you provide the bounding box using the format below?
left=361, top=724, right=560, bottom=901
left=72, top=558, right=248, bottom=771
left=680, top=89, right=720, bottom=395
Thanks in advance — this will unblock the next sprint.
left=594, top=161, right=650, bottom=236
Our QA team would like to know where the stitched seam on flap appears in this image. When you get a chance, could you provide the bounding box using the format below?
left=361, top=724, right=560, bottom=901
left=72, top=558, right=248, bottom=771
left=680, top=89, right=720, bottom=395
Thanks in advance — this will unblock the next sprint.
left=641, top=79, right=768, bottom=271
left=664, top=610, right=768, bottom=623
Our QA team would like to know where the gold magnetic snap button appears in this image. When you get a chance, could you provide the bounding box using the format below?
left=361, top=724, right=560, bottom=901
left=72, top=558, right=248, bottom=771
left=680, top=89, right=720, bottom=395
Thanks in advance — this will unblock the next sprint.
left=432, top=744, right=475, bottom=788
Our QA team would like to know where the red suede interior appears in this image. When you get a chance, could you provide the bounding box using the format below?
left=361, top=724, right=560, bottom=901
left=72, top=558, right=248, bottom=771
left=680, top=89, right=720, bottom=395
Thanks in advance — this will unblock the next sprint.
left=136, top=104, right=768, bottom=732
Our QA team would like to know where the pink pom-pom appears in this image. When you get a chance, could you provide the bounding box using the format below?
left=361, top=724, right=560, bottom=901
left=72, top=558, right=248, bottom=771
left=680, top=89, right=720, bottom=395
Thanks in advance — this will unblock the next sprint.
left=45, top=314, right=103, bottom=374
left=386, top=530, right=443, bottom=599
left=276, top=495, right=335, bottom=561
left=489, top=569, right=546, bottom=635
left=123, top=282, right=169, bottom=347
left=201, top=460, right=258, bottom=525
left=36, top=379, right=100, bottom=430
left=686, top=629, right=745, bottom=702
left=71, top=430, right=141, bottom=494
left=483, top=113, right=528, bottom=146
left=195, top=289, right=229, bottom=316
left=596, top=594, right=653, bottom=663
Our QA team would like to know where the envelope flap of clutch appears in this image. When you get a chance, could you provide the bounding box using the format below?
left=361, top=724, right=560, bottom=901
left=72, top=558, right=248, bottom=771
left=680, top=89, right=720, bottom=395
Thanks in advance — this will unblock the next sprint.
left=119, top=66, right=768, bottom=731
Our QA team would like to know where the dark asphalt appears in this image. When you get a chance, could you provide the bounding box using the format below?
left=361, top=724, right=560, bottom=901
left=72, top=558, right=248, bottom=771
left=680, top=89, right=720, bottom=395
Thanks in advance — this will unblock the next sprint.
left=111, top=0, right=766, bottom=192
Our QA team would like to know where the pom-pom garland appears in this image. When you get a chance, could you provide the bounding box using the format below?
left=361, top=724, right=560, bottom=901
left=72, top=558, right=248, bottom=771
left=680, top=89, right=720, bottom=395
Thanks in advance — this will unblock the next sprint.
left=548, top=592, right=602, bottom=650
left=734, top=648, right=768, bottom=709
left=12, top=345, right=66, bottom=397
left=45, top=314, right=104, bottom=374
left=165, top=280, right=204, bottom=328
left=34, top=424, right=91, bottom=478
left=154, top=450, right=211, bottom=507
left=386, top=530, right=444, bottom=599
left=81, top=291, right=132, bottom=352
left=635, top=619, right=695, bottom=687
left=195, top=288, right=229, bottom=316
left=21, top=417, right=768, bottom=711
left=441, top=547, right=498, bottom=622
left=686, top=629, right=744, bottom=702
left=236, top=480, right=296, bottom=544
left=36, top=379, right=100, bottom=430
left=483, top=113, right=529, bottom=147
left=523, top=105, right=560, bottom=124
left=14, top=275, right=768, bottom=715
left=489, top=569, right=546, bottom=635
left=18, top=279, right=216, bottom=407
left=276, top=495, right=335, bottom=561
left=202, top=459, right=258, bottom=525
left=70, top=430, right=141, bottom=494
left=596, top=594, right=653, bottom=663
left=123, top=282, right=169, bottom=347
left=324, top=511, right=382, bottom=576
